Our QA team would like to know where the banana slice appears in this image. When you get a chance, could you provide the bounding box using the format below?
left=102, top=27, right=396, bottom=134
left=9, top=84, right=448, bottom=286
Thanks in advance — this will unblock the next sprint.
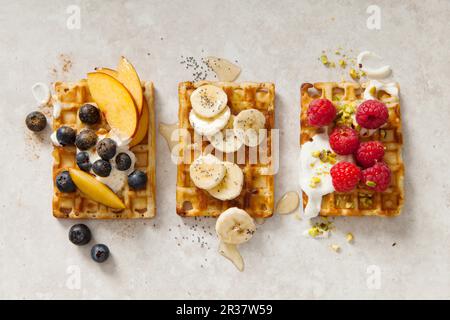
left=233, top=109, right=266, bottom=147
left=190, top=84, right=228, bottom=118
left=215, top=207, right=256, bottom=245
left=189, top=106, right=231, bottom=136
left=189, top=154, right=226, bottom=190
left=207, top=162, right=244, bottom=201
left=207, top=115, right=244, bottom=153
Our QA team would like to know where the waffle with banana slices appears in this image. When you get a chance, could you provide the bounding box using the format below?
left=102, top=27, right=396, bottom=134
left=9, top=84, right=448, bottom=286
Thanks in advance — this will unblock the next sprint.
left=52, top=80, right=156, bottom=219
left=300, top=81, right=404, bottom=216
left=176, top=81, right=276, bottom=218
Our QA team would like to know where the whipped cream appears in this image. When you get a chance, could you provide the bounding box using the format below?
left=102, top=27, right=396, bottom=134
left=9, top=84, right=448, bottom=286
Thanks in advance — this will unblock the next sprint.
left=300, top=133, right=351, bottom=218
left=357, top=51, right=391, bottom=79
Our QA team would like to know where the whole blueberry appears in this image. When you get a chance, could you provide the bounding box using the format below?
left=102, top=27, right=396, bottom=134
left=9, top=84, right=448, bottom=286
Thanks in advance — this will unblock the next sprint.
left=128, top=170, right=147, bottom=190
left=75, top=129, right=97, bottom=150
left=79, top=104, right=100, bottom=124
left=56, top=126, right=76, bottom=146
left=56, top=170, right=76, bottom=193
left=76, top=151, right=91, bottom=172
left=91, top=244, right=110, bottom=263
left=92, top=159, right=111, bottom=177
left=97, top=138, right=117, bottom=160
left=69, top=224, right=91, bottom=246
left=115, top=152, right=132, bottom=171
left=25, top=111, right=47, bottom=132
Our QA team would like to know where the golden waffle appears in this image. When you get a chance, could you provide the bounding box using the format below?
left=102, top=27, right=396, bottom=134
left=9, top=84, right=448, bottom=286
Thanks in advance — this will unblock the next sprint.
left=300, top=81, right=404, bottom=216
left=176, top=81, right=275, bottom=218
left=52, top=80, right=156, bottom=219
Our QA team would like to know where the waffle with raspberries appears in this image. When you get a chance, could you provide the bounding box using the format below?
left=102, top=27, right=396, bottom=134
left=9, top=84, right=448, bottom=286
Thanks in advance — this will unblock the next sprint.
left=176, top=81, right=276, bottom=218
left=300, top=81, right=404, bottom=217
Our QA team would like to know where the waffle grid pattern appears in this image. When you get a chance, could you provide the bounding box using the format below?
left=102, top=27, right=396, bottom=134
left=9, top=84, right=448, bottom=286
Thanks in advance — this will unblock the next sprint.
left=300, top=81, right=404, bottom=216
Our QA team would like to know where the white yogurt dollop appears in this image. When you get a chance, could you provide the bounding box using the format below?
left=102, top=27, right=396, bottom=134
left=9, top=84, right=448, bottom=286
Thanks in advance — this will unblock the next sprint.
left=300, top=133, right=352, bottom=219
left=31, top=82, right=51, bottom=105
left=357, top=51, right=391, bottom=79
left=50, top=131, right=61, bottom=147
left=363, top=80, right=399, bottom=101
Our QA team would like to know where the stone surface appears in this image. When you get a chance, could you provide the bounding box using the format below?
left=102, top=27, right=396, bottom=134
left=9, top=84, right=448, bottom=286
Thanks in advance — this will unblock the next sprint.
left=0, top=0, right=449, bottom=299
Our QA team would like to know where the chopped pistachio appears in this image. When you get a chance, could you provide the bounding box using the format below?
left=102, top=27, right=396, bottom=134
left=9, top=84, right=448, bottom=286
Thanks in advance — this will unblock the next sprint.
left=308, top=227, right=320, bottom=237
left=329, top=62, right=336, bottom=68
left=369, top=86, right=377, bottom=97
left=312, top=177, right=321, bottom=184
left=349, top=68, right=360, bottom=80
left=320, top=55, right=329, bottom=66
left=335, top=50, right=341, bottom=55
left=338, top=59, right=346, bottom=68
left=346, top=232, right=354, bottom=243
left=366, top=181, right=377, bottom=187
left=312, top=151, right=321, bottom=158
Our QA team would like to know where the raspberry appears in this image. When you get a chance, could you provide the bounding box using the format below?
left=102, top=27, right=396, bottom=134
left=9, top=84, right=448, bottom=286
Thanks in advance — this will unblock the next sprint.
left=330, top=162, right=361, bottom=192
left=307, top=99, right=336, bottom=127
left=329, top=126, right=359, bottom=155
left=355, top=141, right=385, bottom=168
left=356, top=100, right=389, bottom=129
left=361, top=162, right=391, bottom=192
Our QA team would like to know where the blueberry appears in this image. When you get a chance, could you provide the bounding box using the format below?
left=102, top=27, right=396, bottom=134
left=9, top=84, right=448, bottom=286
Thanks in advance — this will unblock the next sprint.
left=56, top=170, right=76, bottom=193
left=79, top=104, right=100, bottom=124
left=115, top=153, right=131, bottom=171
left=25, top=111, right=47, bottom=132
left=69, top=224, right=91, bottom=246
left=128, top=170, right=147, bottom=190
left=56, top=126, right=76, bottom=146
left=76, top=151, right=91, bottom=172
left=75, top=129, right=97, bottom=150
left=92, top=159, right=111, bottom=177
left=91, top=244, right=110, bottom=263
left=97, top=138, right=117, bottom=160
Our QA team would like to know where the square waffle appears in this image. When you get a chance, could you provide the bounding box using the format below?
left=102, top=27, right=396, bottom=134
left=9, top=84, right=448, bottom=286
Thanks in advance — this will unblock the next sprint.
left=176, top=81, right=275, bottom=218
left=300, top=81, right=404, bottom=216
left=52, top=80, right=156, bottom=219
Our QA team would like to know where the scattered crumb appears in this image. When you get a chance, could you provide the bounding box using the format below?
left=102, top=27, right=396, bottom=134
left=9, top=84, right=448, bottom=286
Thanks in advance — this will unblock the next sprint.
left=346, top=232, right=354, bottom=243
left=392, top=242, right=397, bottom=247
left=330, top=244, right=341, bottom=252
left=49, top=54, right=73, bottom=80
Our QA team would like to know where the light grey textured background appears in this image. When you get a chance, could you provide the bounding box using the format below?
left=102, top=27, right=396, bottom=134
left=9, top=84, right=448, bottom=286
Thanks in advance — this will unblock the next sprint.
left=0, top=0, right=449, bottom=299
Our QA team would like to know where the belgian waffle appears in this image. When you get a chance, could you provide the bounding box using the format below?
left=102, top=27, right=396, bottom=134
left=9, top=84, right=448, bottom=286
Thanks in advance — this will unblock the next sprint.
left=300, top=81, right=404, bottom=216
left=176, top=81, right=275, bottom=218
left=52, top=80, right=156, bottom=219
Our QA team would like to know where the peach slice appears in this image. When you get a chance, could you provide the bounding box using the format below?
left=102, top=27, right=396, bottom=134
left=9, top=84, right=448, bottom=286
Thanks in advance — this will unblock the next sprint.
left=117, top=56, right=143, bottom=115
left=97, top=67, right=118, bottom=78
left=130, top=99, right=149, bottom=147
left=68, top=168, right=125, bottom=209
left=87, top=72, right=138, bottom=139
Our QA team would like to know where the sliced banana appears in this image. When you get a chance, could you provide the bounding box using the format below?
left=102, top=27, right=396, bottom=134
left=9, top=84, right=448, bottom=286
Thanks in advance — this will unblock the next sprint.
left=190, top=84, right=228, bottom=118
left=233, top=109, right=266, bottom=147
left=189, top=154, right=226, bottom=190
left=215, top=207, right=256, bottom=245
left=189, top=106, right=231, bottom=136
left=207, top=115, right=243, bottom=153
left=207, top=162, right=244, bottom=201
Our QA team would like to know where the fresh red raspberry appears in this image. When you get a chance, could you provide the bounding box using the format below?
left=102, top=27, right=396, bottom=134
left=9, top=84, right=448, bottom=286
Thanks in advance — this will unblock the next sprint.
left=361, top=162, right=391, bottom=192
left=329, top=126, right=360, bottom=155
left=356, top=100, right=389, bottom=129
left=355, top=141, right=385, bottom=168
left=307, top=99, right=336, bottom=127
left=330, top=162, right=361, bottom=192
